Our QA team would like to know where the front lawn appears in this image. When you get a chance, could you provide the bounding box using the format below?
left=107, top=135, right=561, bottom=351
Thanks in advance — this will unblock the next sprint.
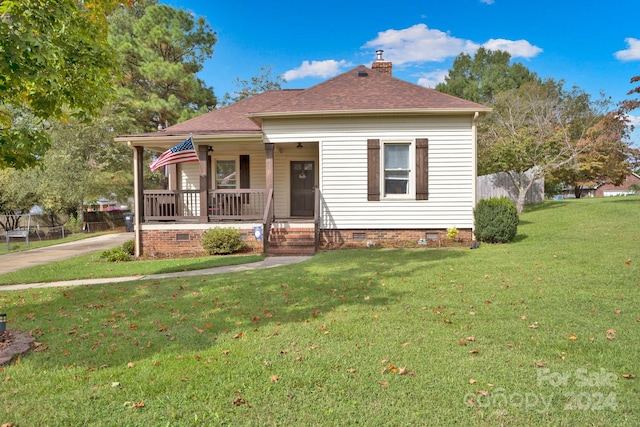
left=0, top=197, right=638, bottom=426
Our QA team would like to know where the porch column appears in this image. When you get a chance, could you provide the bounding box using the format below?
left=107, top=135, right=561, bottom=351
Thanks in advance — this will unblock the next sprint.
left=198, top=144, right=210, bottom=223
left=265, top=142, right=274, bottom=199
left=133, top=145, right=144, bottom=257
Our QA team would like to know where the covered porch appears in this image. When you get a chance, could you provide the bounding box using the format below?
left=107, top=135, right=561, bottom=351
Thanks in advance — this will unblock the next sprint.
left=128, top=140, right=320, bottom=256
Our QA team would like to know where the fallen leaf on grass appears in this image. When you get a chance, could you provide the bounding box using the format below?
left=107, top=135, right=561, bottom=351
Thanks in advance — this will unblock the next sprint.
left=535, top=361, right=545, bottom=367
left=347, top=368, right=356, bottom=373
left=622, top=374, right=635, bottom=379
left=569, top=334, right=577, bottom=341
left=379, top=381, right=389, bottom=388
left=476, top=390, right=489, bottom=396
left=222, top=350, right=230, bottom=355
left=469, top=378, right=477, bottom=384
left=606, top=329, right=616, bottom=340
left=127, top=362, right=135, bottom=368
left=270, top=375, right=279, bottom=383
left=468, top=349, right=479, bottom=354
left=614, top=309, right=622, bottom=315
left=529, top=323, right=539, bottom=329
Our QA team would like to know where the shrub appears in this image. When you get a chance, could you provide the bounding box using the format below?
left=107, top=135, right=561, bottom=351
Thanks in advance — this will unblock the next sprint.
left=100, top=246, right=132, bottom=262
left=474, top=197, right=519, bottom=243
left=201, top=227, right=244, bottom=255
left=446, top=226, right=459, bottom=240
left=122, top=239, right=135, bottom=256
left=66, top=216, right=83, bottom=234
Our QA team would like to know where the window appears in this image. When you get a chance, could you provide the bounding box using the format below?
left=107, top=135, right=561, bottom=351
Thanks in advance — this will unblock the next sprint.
left=368, top=138, right=429, bottom=201
left=216, top=160, right=237, bottom=189
left=384, top=143, right=411, bottom=196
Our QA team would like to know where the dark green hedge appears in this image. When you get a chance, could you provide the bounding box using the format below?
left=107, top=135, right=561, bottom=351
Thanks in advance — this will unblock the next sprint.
left=474, top=197, right=519, bottom=243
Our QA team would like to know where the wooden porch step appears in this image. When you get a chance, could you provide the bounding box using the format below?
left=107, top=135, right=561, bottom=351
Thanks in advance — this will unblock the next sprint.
left=267, top=227, right=316, bottom=256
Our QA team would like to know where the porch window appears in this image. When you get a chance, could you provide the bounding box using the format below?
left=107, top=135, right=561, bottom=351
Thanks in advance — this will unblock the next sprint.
left=384, top=143, right=411, bottom=196
left=216, top=160, right=237, bottom=189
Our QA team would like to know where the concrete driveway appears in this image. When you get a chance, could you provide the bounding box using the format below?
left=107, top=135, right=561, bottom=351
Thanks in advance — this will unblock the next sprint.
left=0, top=232, right=133, bottom=275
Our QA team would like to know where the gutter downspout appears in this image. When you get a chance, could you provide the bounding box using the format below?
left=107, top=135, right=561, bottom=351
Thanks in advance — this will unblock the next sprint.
left=471, top=112, right=480, bottom=237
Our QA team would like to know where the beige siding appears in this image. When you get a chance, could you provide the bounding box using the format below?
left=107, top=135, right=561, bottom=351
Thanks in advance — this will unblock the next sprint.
left=263, top=115, right=476, bottom=229
left=179, top=162, right=200, bottom=215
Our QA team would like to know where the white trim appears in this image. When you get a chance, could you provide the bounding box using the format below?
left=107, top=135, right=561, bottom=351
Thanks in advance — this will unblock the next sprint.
left=381, top=140, right=415, bottom=200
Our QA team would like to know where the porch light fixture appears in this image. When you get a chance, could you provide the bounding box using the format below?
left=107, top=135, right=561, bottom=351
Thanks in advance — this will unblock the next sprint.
left=208, top=146, right=214, bottom=152
left=296, top=143, right=303, bottom=149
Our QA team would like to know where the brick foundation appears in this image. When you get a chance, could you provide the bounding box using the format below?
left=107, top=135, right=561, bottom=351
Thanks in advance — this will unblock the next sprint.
left=140, top=229, right=262, bottom=258
left=138, top=227, right=473, bottom=257
left=320, top=228, right=473, bottom=249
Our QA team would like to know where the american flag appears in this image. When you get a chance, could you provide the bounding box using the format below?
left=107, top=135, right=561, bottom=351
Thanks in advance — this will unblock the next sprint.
left=149, top=137, right=200, bottom=172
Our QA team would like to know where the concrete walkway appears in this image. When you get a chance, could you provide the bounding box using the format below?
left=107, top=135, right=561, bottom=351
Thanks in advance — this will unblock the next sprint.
left=0, top=233, right=311, bottom=291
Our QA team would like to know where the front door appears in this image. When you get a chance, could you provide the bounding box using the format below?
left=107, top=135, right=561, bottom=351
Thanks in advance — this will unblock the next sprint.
left=290, top=161, right=315, bottom=216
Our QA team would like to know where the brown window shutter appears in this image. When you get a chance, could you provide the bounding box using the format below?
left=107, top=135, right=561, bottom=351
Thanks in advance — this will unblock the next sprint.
left=367, top=139, right=380, bottom=201
left=239, top=155, right=250, bottom=203
left=416, top=138, right=429, bottom=200
left=239, top=155, right=250, bottom=188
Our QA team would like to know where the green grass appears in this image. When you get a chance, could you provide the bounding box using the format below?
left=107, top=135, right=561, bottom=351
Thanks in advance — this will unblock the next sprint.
left=0, top=253, right=264, bottom=285
left=0, top=197, right=638, bottom=426
left=0, top=232, right=108, bottom=255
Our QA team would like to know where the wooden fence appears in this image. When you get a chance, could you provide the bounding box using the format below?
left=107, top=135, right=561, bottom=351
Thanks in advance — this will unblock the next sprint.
left=477, top=169, right=544, bottom=205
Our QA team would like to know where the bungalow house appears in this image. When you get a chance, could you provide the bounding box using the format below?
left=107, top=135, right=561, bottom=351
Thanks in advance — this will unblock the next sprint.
left=115, top=53, right=490, bottom=257
left=594, top=172, right=640, bottom=197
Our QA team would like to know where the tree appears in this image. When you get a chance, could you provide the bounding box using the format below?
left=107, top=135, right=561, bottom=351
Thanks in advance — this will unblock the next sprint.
left=549, top=112, right=634, bottom=198
left=221, top=65, right=287, bottom=106
left=617, top=75, right=640, bottom=172
left=109, top=3, right=217, bottom=132
left=0, top=168, right=39, bottom=232
left=479, top=79, right=612, bottom=213
left=38, top=111, right=132, bottom=225
left=436, top=48, right=538, bottom=104
left=0, top=0, right=122, bottom=168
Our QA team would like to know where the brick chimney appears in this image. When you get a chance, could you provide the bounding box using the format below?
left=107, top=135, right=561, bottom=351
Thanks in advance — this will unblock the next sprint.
left=371, top=50, right=392, bottom=76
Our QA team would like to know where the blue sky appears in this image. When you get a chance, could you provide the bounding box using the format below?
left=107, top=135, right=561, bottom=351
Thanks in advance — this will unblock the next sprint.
left=161, top=0, right=640, bottom=143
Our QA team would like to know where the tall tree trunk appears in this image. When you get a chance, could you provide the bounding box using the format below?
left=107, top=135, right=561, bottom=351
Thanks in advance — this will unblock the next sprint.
left=574, top=186, right=583, bottom=199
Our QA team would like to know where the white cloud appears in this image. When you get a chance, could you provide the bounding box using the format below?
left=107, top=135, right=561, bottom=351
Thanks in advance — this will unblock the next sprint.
left=416, top=69, right=449, bottom=88
left=482, top=39, right=543, bottom=58
left=283, top=60, right=351, bottom=81
left=480, top=0, right=495, bottom=4
left=363, top=23, right=542, bottom=65
left=615, top=38, right=640, bottom=61
left=363, top=24, right=480, bottom=64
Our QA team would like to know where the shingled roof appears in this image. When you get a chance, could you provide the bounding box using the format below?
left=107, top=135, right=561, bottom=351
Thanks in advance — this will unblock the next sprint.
left=250, top=65, right=489, bottom=116
left=128, top=64, right=489, bottom=138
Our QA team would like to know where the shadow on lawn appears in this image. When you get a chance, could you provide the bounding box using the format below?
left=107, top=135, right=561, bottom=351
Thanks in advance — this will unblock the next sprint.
left=3, top=248, right=468, bottom=369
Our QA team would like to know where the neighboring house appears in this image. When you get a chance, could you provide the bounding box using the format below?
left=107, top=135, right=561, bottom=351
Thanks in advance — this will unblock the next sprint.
left=594, top=172, right=640, bottom=197
left=562, top=172, right=640, bottom=198
left=115, top=53, right=490, bottom=257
